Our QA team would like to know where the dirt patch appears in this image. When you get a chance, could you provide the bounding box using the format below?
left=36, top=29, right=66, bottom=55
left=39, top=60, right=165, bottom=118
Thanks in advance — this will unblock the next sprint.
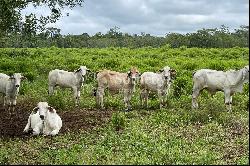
left=0, top=105, right=114, bottom=139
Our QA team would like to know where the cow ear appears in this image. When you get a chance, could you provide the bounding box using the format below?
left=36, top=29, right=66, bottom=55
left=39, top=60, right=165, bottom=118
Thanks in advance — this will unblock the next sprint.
left=33, top=107, right=39, bottom=111
left=170, top=69, right=177, bottom=79
left=21, top=76, right=27, bottom=80
left=127, top=71, right=131, bottom=77
left=75, top=68, right=81, bottom=73
left=9, top=75, right=15, bottom=79
left=159, top=69, right=164, bottom=72
left=170, top=69, right=176, bottom=75
left=48, top=106, right=55, bottom=113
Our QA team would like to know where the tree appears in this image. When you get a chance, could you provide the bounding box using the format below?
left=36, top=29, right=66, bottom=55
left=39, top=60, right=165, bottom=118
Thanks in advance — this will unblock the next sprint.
left=0, top=0, right=84, bottom=36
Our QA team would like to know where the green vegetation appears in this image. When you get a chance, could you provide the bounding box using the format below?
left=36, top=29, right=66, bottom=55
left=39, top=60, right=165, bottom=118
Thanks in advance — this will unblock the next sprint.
left=1, top=25, right=249, bottom=48
left=0, top=47, right=249, bottom=164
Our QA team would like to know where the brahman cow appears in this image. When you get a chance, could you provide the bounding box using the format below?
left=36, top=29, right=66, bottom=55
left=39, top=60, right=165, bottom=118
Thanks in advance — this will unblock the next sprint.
left=48, top=66, right=90, bottom=106
left=140, top=66, right=176, bottom=109
left=94, top=67, right=140, bottom=111
left=0, top=73, right=26, bottom=111
left=23, top=102, right=62, bottom=136
left=192, top=65, right=249, bottom=111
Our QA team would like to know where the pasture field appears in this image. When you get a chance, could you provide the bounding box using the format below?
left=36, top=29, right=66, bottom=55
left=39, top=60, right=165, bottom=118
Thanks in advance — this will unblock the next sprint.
left=0, top=46, right=249, bottom=164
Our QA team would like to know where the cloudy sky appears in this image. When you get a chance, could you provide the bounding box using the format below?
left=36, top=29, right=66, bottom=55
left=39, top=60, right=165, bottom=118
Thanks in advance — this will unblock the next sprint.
left=22, top=0, right=249, bottom=36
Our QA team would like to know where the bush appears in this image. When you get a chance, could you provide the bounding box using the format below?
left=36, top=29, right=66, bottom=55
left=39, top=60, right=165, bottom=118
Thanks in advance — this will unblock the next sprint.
left=111, top=112, right=126, bottom=131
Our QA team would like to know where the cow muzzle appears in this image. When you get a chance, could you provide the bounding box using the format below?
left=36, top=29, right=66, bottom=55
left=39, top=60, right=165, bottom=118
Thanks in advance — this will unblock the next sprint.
left=15, top=85, right=20, bottom=88
left=40, top=115, right=45, bottom=120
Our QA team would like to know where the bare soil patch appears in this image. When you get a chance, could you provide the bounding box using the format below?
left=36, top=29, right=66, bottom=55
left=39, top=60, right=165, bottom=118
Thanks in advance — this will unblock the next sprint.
left=0, top=105, right=114, bottom=139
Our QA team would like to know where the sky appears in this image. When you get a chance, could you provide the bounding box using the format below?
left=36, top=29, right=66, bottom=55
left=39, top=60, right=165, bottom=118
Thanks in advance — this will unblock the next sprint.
left=21, top=0, right=249, bottom=36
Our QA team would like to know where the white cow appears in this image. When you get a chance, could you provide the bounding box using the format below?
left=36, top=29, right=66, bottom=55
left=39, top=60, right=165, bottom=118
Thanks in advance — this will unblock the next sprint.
left=192, top=65, right=249, bottom=111
left=0, top=73, right=26, bottom=110
left=140, top=66, right=176, bottom=109
left=48, top=66, right=90, bottom=106
left=23, top=102, right=62, bottom=136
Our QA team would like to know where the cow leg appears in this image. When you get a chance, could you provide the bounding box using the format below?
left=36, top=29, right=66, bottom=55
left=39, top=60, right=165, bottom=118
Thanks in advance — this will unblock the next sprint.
left=144, top=90, right=149, bottom=108
left=72, top=87, right=79, bottom=106
left=157, top=90, right=163, bottom=109
left=23, top=116, right=31, bottom=133
left=192, top=88, right=200, bottom=109
left=126, top=91, right=133, bottom=110
left=140, top=89, right=144, bottom=107
left=48, top=85, right=55, bottom=95
left=3, top=95, right=6, bottom=107
left=8, top=98, right=15, bottom=112
left=10, top=97, right=16, bottom=111
left=8, top=105, right=11, bottom=111
left=162, top=90, right=167, bottom=107
left=224, top=91, right=232, bottom=111
left=5, top=96, right=11, bottom=111
left=95, top=91, right=100, bottom=107
left=50, top=128, right=60, bottom=136
left=33, top=126, right=41, bottom=136
left=1, top=94, right=4, bottom=106
left=75, top=88, right=81, bottom=106
left=230, top=96, right=233, bottom=110
left=140, top=89, right=147, bottom=108
left=124, top=90, right=130, bottom=111
left=96, top=87, right=104, bottom=109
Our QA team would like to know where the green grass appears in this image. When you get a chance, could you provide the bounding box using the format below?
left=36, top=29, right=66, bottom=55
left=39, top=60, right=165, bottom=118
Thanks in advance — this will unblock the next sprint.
left=0, top=47, right=249, bottom=164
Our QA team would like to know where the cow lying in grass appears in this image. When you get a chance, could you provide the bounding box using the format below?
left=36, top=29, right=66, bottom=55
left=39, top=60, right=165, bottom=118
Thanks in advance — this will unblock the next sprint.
left=192, top=65, right=249, bottom=111
left=23, top=102, right=62, bottom=136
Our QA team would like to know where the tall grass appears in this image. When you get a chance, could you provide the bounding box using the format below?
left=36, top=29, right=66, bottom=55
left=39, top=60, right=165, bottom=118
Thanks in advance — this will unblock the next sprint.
left=0, top=47, right=248, bottom=164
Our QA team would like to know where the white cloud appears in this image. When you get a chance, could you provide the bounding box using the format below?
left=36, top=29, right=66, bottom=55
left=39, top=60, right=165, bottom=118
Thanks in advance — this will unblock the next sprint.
left=176, top=14, right=214, bottom=24
left=21, top=0, right=249, bottom=36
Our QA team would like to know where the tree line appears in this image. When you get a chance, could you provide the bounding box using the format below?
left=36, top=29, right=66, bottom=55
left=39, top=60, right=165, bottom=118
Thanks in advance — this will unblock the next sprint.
left=0, top=25, right=248, bottom=48
left=0, top=1, right=248, bottom=48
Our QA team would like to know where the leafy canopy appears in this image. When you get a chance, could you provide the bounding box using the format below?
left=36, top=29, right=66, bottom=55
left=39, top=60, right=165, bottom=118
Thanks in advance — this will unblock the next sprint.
left=0, top=0, right=84, bottom=35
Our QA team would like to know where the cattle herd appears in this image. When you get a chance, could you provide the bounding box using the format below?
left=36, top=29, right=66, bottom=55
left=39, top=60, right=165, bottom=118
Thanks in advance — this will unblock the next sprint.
left=0, top=65, right=249, bottom=136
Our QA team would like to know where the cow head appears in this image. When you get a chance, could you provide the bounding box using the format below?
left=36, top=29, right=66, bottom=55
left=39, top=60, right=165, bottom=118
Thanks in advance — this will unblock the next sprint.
left=127, top=67, right=140, bottom=84
left=9, top=73, right=26, bottom=89
left=75, top=66, right=91, bottom=77
left=242, top=65, right=249, bottom=83
left=170, top=69, right=177, bottom=80
left=33, top=102, right=55, bottom=120
left=159, top=66, right=172, bottom=83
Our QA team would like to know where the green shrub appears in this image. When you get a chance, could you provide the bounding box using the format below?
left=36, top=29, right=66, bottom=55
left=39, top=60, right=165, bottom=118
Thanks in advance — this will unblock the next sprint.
left=111, top=112, right=126, bottom=131
left=179, top=45, right=187, bottom=51
left=24, top=71, right=37, bottom=82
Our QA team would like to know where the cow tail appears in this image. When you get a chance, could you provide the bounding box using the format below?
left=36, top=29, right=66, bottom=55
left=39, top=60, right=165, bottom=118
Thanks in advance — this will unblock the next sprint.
left=92, top=71, right=101, bottom=97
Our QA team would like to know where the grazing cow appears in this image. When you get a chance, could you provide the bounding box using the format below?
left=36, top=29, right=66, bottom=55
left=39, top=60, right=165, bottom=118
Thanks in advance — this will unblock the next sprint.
left=192, top=65, right=249, bottom=111
left=23, top=102, right=62, bottom=136
left=48, top=66, right=90, bottom=106
left=0, top=73, right=26, bottom=110
left=140, top=66, right=176, bottom=109
left=94, top=67, right=140, bottom=111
